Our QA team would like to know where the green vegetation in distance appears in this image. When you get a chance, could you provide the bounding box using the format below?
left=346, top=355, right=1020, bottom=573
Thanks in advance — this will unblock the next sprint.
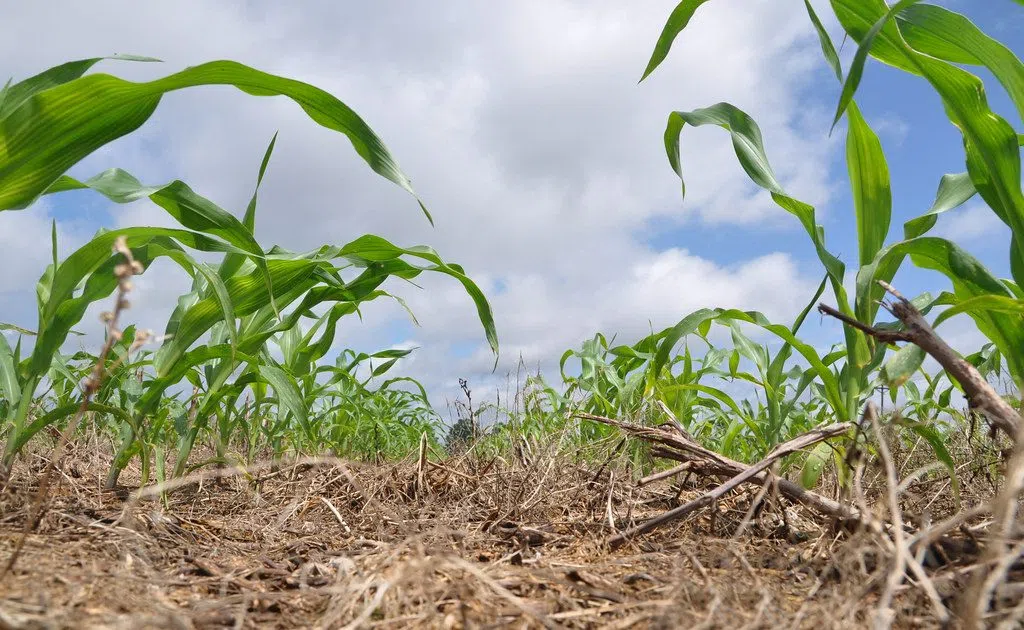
left=0, top=0, right=1021, bottom=501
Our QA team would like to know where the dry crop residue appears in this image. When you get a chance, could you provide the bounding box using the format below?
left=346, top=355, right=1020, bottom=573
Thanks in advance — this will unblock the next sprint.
left=0, top=449, right=970, bottom=628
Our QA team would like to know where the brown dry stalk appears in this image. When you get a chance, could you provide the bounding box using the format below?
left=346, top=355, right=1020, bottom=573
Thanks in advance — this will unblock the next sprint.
left=601, top=420, right=852, bottom=548
left=868, top=400, right=948, bottom=627
left=965, top=430, right=1024, bottom=626
left=638, top=461, right=695, bottom=487
left=1, top=237, right=147, bottom=581
left=446, top=556, right=561, bottom=629
left=817, top=281, right=1022, bottom=440
left=577, top=412, right=863, bottom=529
left=821, top=282, right=1024, bottom=627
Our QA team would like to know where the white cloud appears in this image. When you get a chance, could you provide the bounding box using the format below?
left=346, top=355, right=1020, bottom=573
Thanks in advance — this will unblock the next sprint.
left=0, top=0, right=848, bottom=411
left=872, top=115, right=910, bottom=148
left=935, top=202, right=1009, bottom=243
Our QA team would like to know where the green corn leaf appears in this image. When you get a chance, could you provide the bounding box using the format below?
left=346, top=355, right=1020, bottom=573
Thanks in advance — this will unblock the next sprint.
left=371, top=358, right=401, bottom=378
left=640, top=0, right=712, bottom=82
left=0, top=333, right=20, bottom=408
left=0, top=55, right=160, bottom=121
left=220, top=132, right=278, bottom=282
left=0, top=323, right=36, bottom=337
left=8, top=402, right=134, bottom=459
left=156, top=236, right=497, bottom=377
left=804, top=0, right=843, bottom=82
left=45, top=168, right=276, bottom=318
left=846, top=102, right=892, bottom=270
left=653, top=308, right=717, bottom=375
left=31, top=228, right=244, bottom=378
left=800, top=441, right=834, bottom=489
left=831, top=0, right=913, bottom=72
left=697, top=317, right=713, bottom=339
left=768, top=274, right=829, bottom=387
left=136, top=344, right=259, bottom=416
left=931, top=294, right=1024, bottom=329
left=291, top=304, right=361, bottom=373
left=656, top=307, right=846, bottom=418
left=0, top=78, right=13, bottom=117
left=154, top=258, right=321, bottom=376
left=727, top=321, right=768, bottom=373
left=277, top=319, right=304, bottom=369
left=859, top=236, right=1024, bottom=389
left=720, top=309, right=846, bottom=418
left=259, top=364, right=312, bottom=441
left=833, top=0, right=1024, bottom=287
left=336, top=235, right=498, bottom=360
left=664, top=102, right=870, bottom=367
left=895, top=3, right=1024, bottom=124
left=831, top=0, right=922, bottom=130
left=883, top=344, right=926, bottom=388
left=0, top=58, right=430, bottom=224
left=663, top=382, right=763, bottom=444
left=904, top=172, right=978, bottom=240
left=901, top=420, right=961, bottom=509
left=50, top=218, right=58, bottom=269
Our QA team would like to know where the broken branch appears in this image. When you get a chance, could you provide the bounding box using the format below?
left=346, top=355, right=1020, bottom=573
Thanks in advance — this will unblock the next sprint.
left=817, top=281, right=1022, bottom=440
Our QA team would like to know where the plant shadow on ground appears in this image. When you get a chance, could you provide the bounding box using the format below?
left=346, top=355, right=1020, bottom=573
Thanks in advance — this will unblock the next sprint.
left=0, top=420, right=1012, bottom=630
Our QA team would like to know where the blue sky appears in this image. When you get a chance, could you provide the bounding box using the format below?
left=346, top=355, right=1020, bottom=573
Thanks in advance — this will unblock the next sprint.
left=645, top=1, right=1019, bottom=290
left=1, top=0, right=1021, bottom=416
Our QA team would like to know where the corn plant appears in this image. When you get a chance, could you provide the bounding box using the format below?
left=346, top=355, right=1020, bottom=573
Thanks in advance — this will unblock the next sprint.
left=0, top=56, right=499, bottom=480
left=631, top=0, right=1022, bottom=486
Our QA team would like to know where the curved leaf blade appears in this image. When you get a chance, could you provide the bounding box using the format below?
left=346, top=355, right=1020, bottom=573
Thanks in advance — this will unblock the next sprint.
left=640, top=0, right=712, bottom=82
left=0, top=59, right=430, bottom=223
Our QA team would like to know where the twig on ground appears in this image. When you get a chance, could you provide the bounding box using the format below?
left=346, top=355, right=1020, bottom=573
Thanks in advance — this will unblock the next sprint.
left=638, top=461, right=696, bottom=487
left=603, top=422, right=852, bottom=548
left=447, top=556, right=561, bottom=629
left=576, top=413, right=863, bottom=528
left=320, top=496, right=352, bottom=534
left=732, top=470, right=775, bottom=541
left=868, top=401, right=950, bottom=627
left=966, top=434, right=1024, bottom=626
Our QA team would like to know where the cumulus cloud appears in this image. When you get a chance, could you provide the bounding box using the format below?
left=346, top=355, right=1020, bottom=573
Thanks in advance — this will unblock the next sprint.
left=935, top=202, right=1010, bottom=243
left=0, top=0, right=848, bottom=412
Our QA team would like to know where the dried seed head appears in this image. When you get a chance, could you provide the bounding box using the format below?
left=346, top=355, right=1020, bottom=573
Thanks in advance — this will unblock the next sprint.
left=99, top=311, right=114, bottom=323
left=130, top=260, right=145, bottom=274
